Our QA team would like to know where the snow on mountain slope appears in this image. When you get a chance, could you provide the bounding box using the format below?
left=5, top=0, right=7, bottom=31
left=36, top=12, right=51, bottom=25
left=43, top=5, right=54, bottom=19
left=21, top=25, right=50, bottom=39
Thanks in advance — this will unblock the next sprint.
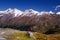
left=0, top=8, right=57, bottom=17
left=0, top=8, right=23, bottom=17
left=12, top=8, right=23, bottom=17
left=49, top=11, right=54, bottom=14
left=0, top=8, right=60, bottom=25
left=56, top=12, right=60, bottom=14
left=39, top=11, right=54, bottom=15
left=5, top=8, right=13, bottom=14
left=5, top=8, right=24, bottom=17
left=22, top=9, right=40, bottom=16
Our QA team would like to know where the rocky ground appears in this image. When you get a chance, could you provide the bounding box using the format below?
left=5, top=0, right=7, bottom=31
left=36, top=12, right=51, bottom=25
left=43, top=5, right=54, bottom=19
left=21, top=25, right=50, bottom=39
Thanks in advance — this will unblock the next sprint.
left=0, top=28, right=60, bottom=40
left=0, top=28, right=20, bottom=40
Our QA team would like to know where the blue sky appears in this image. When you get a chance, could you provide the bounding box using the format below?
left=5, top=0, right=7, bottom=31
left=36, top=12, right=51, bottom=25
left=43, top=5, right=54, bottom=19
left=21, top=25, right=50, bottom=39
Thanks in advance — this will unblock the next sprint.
left=0, top=0, right=60, bottom=12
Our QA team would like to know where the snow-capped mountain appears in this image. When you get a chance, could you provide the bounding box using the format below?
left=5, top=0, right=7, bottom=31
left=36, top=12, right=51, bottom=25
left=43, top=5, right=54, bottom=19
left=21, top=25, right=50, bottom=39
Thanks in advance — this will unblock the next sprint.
left=22, top=9, right=54, bottom=16
left=0, top=8, right=59, bottom=17
left=0, top=8, right=23, bottom=17
left=22, top=9, right=40, bottom=16
left=49, top=11, right=54, bottom=14
left=12, top=8, right=23, bottom=17
left=40, top=11, right=54, bottom=15
left=0, top=8, right=60, bottom=27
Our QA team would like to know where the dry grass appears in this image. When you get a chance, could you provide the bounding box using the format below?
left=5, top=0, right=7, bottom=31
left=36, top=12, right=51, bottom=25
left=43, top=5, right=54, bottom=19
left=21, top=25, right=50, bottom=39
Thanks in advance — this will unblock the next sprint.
left=1, top=28, right=60, bottom=40
left=3, top=31, right=60, bottom=40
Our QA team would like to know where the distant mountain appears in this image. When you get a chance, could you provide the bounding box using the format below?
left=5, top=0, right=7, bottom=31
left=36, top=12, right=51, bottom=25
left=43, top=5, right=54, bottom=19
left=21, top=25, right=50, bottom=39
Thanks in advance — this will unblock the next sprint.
left=0, top=8, right=56, bottom=17
left=0, top=8, right=23, bottom=17
left=0, top=8, right=60, bottom=33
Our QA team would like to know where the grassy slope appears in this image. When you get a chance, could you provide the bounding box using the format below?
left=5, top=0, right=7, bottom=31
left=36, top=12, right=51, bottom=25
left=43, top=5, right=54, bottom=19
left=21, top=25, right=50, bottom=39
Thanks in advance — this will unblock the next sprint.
left=4, top=31, right=60, bottom=40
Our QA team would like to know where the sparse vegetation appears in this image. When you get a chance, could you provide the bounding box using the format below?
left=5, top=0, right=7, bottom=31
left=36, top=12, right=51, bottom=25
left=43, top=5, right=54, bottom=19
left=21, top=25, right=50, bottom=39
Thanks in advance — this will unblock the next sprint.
left=4, top=31, right=60, bottom=40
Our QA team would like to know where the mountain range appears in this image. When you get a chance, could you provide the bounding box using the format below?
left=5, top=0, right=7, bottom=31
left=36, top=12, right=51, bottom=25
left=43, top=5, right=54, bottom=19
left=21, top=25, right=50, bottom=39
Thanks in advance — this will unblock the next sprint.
left=0, top=8, right=60, bottom=33
left=0, top=8, right=60, bottom=17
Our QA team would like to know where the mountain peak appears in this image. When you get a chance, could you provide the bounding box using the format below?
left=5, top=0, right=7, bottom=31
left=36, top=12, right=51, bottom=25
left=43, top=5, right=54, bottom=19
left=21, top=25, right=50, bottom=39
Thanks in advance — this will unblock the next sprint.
left=0, top=8, right=59, bottom=17
left=49, top=11, right=54, bottom=14
left=12, top=8, right=23, bottom=17
left=22, top=9, right=40, bottom=16
left=6, top=8, right=12, bottom=12
left=0, top=8, right=24, bottom=17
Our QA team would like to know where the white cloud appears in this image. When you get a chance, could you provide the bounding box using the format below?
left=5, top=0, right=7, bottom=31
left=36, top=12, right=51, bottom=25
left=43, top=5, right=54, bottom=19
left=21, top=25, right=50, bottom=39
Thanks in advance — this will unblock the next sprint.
left=55, top=5, right=60, bottom=10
